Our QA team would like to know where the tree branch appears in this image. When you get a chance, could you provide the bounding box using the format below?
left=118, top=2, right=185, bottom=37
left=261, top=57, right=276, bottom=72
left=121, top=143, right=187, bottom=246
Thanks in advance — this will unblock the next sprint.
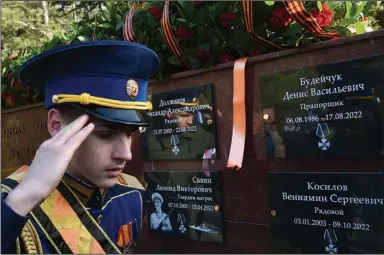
left=41, top=1, right=49, bottom=25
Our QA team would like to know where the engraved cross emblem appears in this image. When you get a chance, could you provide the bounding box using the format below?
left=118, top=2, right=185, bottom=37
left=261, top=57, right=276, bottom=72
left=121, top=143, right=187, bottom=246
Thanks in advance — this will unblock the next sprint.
left=318, top=138, right=331, bottom=151
left=325, top=244, right=338, bottom=254
left=179, top=224, right=186, bottom=233
left=172, top=146, right=179, bottom=155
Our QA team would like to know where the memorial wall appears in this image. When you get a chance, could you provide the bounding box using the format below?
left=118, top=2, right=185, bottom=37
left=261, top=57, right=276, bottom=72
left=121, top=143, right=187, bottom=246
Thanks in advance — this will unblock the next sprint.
left=137, top=31, right=384, bottom=254
left=1, top=104, right=49, bottom=179
left=260, top=55, right=384, bottom=159
left=263, top=53, right=384, bottom=253
left=269, top=172, right=384, bottom=254
left=2, top=31, right=384, bottom=253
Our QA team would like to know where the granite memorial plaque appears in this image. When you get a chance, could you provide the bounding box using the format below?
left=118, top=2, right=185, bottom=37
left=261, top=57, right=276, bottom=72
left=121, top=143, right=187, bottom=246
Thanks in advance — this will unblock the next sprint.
left=1, top=104, right=49, bottom=178
left=142, top=84, right=218, bottom=160
left=144, top=171, right=224, bottom=243
left=269, top=172, right=384, bottom=254
left=260, top=54, right=384, bottom=158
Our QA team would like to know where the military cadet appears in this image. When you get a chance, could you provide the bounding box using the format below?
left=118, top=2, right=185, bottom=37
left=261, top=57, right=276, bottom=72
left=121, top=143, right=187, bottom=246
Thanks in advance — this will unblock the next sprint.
left=1, top=40, right=159, bottom=254
left=143, top=90, right=216, bottom=160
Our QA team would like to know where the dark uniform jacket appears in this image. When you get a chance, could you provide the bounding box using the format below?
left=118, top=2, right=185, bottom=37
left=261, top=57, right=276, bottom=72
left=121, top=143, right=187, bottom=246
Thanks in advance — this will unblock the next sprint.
left=1, top=165, right=146, bottom=254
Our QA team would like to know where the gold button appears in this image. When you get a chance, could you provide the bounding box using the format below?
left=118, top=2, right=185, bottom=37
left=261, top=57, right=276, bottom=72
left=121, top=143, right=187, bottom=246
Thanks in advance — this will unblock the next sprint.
left=126, top=79, right=139, bottom=99
left=271, top=210, right=277, bottom=217
left=207, top=119, right=213, bottom=125
left=97, top=215, right=103, bottom=223
left=52, top=95, right=59, bottom=103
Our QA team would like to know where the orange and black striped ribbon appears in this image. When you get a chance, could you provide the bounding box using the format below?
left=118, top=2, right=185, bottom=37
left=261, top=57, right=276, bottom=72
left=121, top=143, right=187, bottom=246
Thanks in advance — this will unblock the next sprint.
left=161, top=1, right=192, bottom=69
left=116, top=223, right=133, bottom=248
left=283, top=1, right=338, bottom=38
left=5, top=95, right=16, bottom=106
left=123, top=4, right=138, bottom=43
left=3, top=92, right=16, bottom=106
left=242, top=1, right=282, bottom=50
left=227, top=58, right=249, bottom=172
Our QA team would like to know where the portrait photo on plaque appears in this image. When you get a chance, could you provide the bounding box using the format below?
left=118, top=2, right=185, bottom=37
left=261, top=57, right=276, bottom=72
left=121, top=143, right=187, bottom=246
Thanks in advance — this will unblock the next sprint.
left=141, top=84, right=218, bottom=160
left=144, top=171, right=224, bottom=243
left=260, top=54, right=384, bottom=158
left=268, top=172, right=384, bottom=254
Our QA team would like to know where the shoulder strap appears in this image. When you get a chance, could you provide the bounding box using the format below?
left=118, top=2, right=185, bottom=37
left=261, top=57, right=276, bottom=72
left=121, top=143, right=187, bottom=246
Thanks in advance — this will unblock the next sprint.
left=54, top=181, right=122, bottom=254
left=33, top=181, right=122, bottom=254
left=117, top=173, right=144, bottom=190
left=2, top=167, right=71, bottom=254
left=3, top=165, right=30, bottom=183
left=2, top=166, right=121, bottom=254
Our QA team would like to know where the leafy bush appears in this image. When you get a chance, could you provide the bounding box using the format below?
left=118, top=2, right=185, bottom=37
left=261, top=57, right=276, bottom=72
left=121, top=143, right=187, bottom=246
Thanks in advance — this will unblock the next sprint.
left=2, top=1, right=383, bottom=109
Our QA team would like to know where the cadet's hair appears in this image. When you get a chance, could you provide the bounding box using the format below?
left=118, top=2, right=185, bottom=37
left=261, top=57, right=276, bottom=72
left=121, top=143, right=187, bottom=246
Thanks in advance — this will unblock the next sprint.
left=55, top=105, right=87, bottom=124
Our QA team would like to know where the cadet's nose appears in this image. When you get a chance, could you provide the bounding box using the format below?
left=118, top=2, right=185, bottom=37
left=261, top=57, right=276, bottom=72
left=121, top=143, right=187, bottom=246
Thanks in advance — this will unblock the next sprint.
left=111, top=135, right=132, bottom=162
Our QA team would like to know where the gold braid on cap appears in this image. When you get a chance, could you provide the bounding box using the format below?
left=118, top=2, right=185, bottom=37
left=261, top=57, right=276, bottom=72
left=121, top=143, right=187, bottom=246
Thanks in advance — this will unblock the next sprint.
left=20, top=220, right=43, bottom=254
left=52, top=93, right=153, bottom=111
left=179, top=98, right=199, bottom=106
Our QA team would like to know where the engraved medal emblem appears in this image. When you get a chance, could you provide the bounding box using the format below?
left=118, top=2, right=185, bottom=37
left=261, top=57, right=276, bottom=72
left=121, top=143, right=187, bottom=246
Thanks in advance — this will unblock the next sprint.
left=178, top=213, right=186, bottom=233
left=126, top=79, right=139, bottom=99
left=316, top=123, right=331, bottom=151
left=324, top=228, right=338, bottom=254
left=171, top=134, right=180, bottom=155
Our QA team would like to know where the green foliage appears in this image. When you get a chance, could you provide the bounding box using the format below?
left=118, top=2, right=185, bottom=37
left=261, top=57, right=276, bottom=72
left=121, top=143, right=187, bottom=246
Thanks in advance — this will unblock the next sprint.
left=1, top=1, right=384, bottom=110
left=1, top=1, right=74, bottom=50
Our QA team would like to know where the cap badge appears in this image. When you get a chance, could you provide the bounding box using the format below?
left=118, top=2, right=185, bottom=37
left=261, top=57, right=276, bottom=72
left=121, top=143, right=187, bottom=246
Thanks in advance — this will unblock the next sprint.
left=126, top=79, right=139, bottom=99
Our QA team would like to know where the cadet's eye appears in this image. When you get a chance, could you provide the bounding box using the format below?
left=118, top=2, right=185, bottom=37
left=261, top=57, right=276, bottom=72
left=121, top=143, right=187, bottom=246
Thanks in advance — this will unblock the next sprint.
left=97, top=132, right=114, bottom=139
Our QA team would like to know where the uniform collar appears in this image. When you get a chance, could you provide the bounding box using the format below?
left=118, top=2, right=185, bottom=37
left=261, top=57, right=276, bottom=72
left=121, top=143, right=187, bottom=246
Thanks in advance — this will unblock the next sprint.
left=62, top=172, right=107, bottom=207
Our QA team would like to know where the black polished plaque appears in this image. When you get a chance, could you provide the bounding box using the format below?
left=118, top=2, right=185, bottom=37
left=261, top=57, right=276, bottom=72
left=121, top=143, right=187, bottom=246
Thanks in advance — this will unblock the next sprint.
left=260, top=55, right=384, bottom=158
left=269, top=172, right=384, bottom=254
left=142, top=84, right=217, bottom=160
left=144, top=171, right=224, bottom=243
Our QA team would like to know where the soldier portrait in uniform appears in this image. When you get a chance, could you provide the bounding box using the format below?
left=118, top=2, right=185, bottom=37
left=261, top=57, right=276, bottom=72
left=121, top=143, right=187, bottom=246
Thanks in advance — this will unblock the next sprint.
left=142, top=85, right=218, bottom=160
left=149, top=192, right=172, bottom=232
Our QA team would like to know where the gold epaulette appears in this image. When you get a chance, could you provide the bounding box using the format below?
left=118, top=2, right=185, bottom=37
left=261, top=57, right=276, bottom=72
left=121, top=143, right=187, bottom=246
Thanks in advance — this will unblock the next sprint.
left=1, top=166, right=43, bottom=254
left=117, top=174, right=145, bottom=190
left=20, top=220, right=43, bottom=254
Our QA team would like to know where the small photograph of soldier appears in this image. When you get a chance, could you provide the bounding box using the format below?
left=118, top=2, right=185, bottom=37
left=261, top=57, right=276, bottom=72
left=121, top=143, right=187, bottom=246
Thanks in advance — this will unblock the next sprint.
left=149, top=193, right=172, bottom=232
left=142, top=86, right=217, bottom=160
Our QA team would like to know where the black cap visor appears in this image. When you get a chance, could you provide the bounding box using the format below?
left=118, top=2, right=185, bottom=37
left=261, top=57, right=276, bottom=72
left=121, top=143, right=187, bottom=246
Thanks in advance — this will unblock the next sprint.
left=69, top=103, right=151, bottom=127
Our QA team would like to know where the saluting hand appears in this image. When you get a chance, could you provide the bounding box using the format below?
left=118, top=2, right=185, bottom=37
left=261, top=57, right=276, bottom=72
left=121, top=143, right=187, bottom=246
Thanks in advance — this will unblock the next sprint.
left=5, top=115, right=95, bottom=216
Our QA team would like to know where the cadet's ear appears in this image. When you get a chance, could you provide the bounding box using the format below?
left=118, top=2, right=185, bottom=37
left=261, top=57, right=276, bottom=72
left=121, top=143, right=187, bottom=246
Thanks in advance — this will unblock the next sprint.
left=47, top=108, right=65, bottom=137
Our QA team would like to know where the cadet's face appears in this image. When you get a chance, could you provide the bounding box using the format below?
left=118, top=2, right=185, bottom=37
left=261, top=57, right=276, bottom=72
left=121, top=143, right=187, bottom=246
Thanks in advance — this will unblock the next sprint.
left=68, top=118, right=135, bottom=188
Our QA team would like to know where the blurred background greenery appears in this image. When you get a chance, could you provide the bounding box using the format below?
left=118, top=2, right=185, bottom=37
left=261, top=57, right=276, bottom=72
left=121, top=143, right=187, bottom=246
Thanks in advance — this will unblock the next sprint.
left=1, top=1, right=384, bottom=109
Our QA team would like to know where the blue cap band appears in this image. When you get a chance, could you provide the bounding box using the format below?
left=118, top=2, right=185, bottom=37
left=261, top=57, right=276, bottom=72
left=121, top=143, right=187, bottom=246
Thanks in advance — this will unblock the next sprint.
left=44, top=74, right=148, bottom=110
